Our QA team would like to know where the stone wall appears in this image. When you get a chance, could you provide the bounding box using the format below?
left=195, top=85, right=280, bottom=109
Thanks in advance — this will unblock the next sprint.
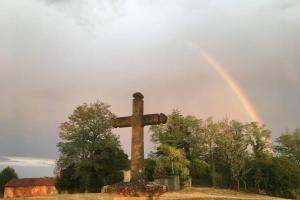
left=4, top=186, right=57, bottom=198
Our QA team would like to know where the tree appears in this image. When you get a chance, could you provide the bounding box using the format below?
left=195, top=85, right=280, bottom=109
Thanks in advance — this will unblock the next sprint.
left=266, top=157, right=300, bottom=198
left=150, top=110, right=205, bottom=159
left=145, top=158, right=156, bottom=182
left=150, top=110, right=204, bottom=184
left=244, top=156, right=271, bottom=192
left=189, top=159, right=210, bottom=185
left=275, top=129, right=300, bottom=164
left=0, top=166, right=18, bottom=195
left=269, top=129, right=300, bottom=198
left=151, top=144, right=190, bottom=182
left=55, top=101, right=128, bottom=193
left=243, top=122, right=273, bottom=192
left=202, top=117, right=219, bottom=187
left=245, top=122, right=272, bottom=158
left=215, top=119, right=248, bottom=190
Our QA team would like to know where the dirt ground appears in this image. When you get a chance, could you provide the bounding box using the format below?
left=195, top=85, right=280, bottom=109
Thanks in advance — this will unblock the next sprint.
left=0, top=187, right=289, bottom=200
left=160, top=187, right=289, bottom=200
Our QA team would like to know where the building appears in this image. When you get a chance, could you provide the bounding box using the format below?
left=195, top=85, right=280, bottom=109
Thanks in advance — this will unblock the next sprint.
left=4, top=178, right=57, bottom=198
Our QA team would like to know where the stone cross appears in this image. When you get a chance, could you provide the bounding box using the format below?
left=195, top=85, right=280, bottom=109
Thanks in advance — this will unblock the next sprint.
left=113, top=92, right=167, bottom=182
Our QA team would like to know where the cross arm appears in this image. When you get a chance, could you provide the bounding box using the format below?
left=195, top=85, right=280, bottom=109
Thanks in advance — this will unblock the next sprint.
left=113, top=116, right=131, bottom=128
left=143, top=113, right=167, bottom=126
left=113, top=113, right=167, bottom=128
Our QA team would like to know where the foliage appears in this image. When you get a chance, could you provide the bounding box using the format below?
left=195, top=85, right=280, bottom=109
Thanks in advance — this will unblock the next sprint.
left=202, top=117, right=219, bottom=187
left=0, top=166, right=18, bottom=195
left=275, top=129, right=300, bottom=164
left=148, top=109, right=300, bottom=198
left=215, top=119, right=249, bottom=190
left=245, top=122, right=272, bottom=158
left=266, top=156, right=300, bottom=198
left=153, top=144, right=190, bottom=181
left=244, top=156, right=272, bottom=192
left=145, top=158, right=156, bottom=182
left=54, top=102, right=300, bottom=198
left=150, top=110, right=203, bottom=183
left=55, top=101, right=128, bottom=193
left=151, top=110, right=205, bottom=159
left=189, top=159, right=210, bottom=185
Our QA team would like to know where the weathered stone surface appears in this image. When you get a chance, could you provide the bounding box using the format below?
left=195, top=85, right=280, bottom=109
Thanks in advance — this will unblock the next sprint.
left=133, top=92, right=144, bottom=99
left=113, top=116, right=132, bottom=128
left=113, top=114, right=167, bottom=129
left=142, top=114, right=167, bottom=126
left=101, top=181, right=167, bottom=197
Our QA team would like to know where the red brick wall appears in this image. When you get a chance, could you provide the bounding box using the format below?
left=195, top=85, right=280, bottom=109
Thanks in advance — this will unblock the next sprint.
left=4, top=186, right=57, bottom=198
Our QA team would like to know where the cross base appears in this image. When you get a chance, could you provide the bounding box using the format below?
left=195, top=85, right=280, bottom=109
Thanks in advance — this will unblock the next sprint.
left=101, top=181, right=167, bottom=200
left=110, top=197, right=160, bottom=200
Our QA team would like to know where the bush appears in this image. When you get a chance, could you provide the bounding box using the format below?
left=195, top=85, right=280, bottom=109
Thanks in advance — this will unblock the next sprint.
left=0, top=166, right=18, bottom=196
left=190, top=159, right=210, bottom=186
left=266, top=157, right=300, bottom=198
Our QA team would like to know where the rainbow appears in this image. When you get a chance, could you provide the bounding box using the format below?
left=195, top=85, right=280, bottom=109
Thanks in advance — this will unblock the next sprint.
left=197, top=49, right=263, bottom=125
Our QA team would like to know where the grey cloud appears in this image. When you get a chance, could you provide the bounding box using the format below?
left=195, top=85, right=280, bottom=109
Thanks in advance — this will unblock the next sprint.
left=43, top=0, right=71, bottom=4
left=274, top=0, right=300, bottom=10
left=0, top=0, right=299, bottom=177
left=40, top=0, right=126, bottom=25
left=258, top=0, right=300, bottom=12
left=0, top=156, right=11, bottom=162
left=0, top=156, right=55, bottom=178
left=0, top=156, right=55, bottom=167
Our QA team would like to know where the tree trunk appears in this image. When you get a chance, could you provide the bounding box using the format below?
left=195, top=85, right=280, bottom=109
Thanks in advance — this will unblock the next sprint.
left=243, top=181, right=247, bottom=191
left=210, top=142, right=216, bottom=187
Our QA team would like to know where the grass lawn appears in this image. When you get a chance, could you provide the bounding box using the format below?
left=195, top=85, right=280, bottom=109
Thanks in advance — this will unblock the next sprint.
left=0, top=187, right=290, bottom=200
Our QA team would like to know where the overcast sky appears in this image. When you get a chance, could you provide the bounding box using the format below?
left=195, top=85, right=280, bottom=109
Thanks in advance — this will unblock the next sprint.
left=0, top=0, right=299, bottom=177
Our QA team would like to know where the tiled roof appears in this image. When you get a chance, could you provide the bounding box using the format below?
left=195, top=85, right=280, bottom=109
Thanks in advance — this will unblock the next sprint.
left=5, top=178, right=55, bottom=187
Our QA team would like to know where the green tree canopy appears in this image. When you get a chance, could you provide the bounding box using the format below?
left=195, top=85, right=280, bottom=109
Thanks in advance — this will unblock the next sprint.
left=215, top=119, right=249, bottom=190
left=55, top=101, right=128, bottom=193
left=148, top=110, right=300, bottom=198
left=275, top=129, right=300, bottom=164
left=151, top=144, right=190, bottom=180
left=245, top=122, right=272, bottom=158
left=150, top=110, right=205, bottom=160
left=267, top=156, right=300, bottom=198
left=0, top=166, right=18, bottom=195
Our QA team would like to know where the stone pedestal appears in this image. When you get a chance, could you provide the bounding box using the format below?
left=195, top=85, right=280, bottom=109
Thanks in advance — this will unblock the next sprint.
left=102, top=181, right=167, bottom=200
